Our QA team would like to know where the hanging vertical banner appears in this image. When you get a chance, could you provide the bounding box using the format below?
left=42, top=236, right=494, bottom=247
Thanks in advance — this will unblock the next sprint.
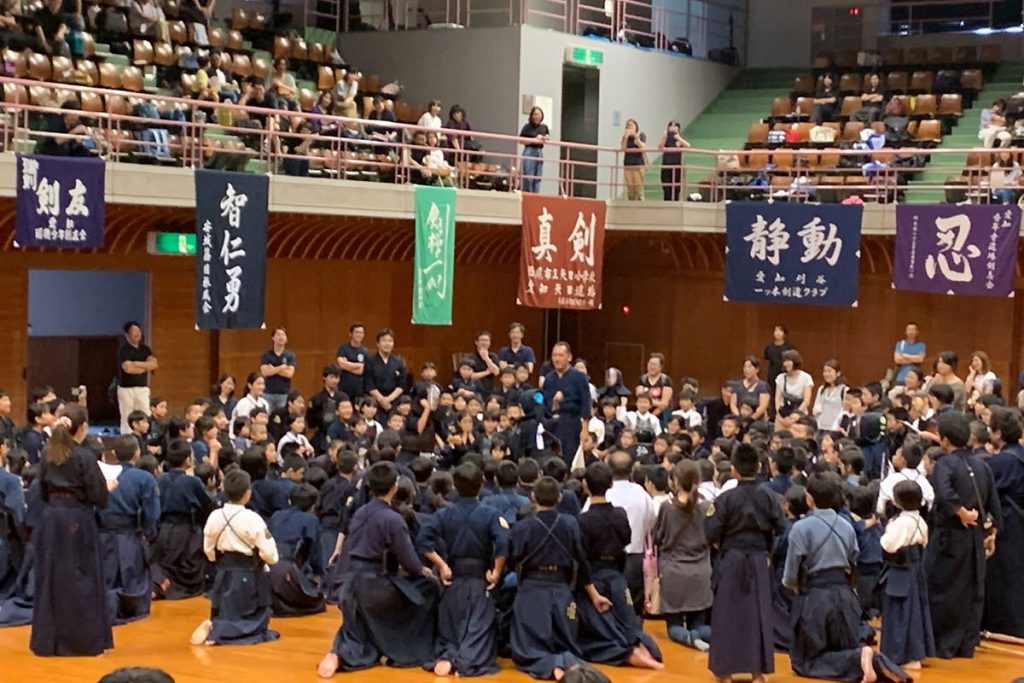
left=724, top=202, right=863, bottom=307
left=15, top=154, right=105, bottom=249
left=412, top=185, right=457, bottom=325
left=194, top=169, right=268, bottom=329
left=518, top=194, right=605, bottom=309
left=893, top=204, right=1020, bottom=297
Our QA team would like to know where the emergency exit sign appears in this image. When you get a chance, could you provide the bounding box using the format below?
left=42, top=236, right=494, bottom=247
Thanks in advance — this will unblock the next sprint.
left=565, top=46, right=604, bottom=68
left=147, top=231, right=196, bottom=255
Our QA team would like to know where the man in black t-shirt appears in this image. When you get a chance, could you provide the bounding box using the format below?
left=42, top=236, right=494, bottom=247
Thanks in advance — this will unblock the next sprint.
left=260, top=327, right=297, bottom=413
left=336, top=322, right=370, bottom=400
left=117, top=320, right=158, bottom=434
left=467, top=330, right=500, bottom=393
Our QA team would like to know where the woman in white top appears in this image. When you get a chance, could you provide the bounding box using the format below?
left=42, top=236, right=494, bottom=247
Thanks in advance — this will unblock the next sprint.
left=774, top=349, right=814, bottom=418
left=964, top=350, right=997, bottom=402
left=991, top=149, right=1021, bottom=204
left=417, top=99, right=443, bottom=132
left=813, top=358, right=846, bottom=432
left=231, top=372, right=270, bottom=434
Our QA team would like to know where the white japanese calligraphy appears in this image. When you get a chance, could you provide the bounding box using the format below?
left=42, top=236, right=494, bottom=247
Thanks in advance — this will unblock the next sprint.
left=531, top=207, right=558, bottom=262
left=568, top=212, right=596, bottom=267
left=21, top=158, right=39, bottom=191
left=744, top=215, right=789, bottom=266
left=797, top=217, right=843, bottom=266
left=924, top=214, right=981, bottom=283
left=223, top=265, right=243, bottom=313
left=35, top=178, right=60, bottom=217
left=219, top=183, right=248, bottom=228
left=66, top=179, right=89, bottom=218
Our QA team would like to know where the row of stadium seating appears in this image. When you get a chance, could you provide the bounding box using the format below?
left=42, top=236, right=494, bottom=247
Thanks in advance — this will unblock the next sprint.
left=812, top=44, right=1002, bottom=70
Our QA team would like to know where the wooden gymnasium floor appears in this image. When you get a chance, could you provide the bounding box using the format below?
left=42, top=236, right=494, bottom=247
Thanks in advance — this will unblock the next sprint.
left=0, top=598, right=1021, bottom=683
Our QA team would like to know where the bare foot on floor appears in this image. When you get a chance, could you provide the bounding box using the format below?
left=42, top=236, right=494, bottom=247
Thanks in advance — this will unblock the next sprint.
left=433, top=660, right=453, bottom=676
left=317, top=652, right=339, bottom=679
left=553, top=667, right=565, bottom=681
left=628, top=646, right=665, bottom=670
left=189, top=619, right=212, bottom=646
left=752, top=676, right=766, bottom=683
left=861, top=646, right=878, bottom=683
left=904, top=660, right=921, bottom=670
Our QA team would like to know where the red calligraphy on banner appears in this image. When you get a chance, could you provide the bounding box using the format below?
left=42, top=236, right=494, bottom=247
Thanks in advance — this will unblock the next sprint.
left=517, top=195, right=606, bottom=310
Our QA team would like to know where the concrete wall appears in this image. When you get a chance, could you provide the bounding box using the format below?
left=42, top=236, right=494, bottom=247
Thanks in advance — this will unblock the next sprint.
left=517, top=26, right=738, bottom=194
left=746, top=0, right=885, bottom=69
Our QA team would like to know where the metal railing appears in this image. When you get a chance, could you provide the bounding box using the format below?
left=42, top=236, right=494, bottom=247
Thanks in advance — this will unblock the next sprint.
left=0, top=77, right=1017, bottom=205
left=886, top=0, right=1014, bottom=35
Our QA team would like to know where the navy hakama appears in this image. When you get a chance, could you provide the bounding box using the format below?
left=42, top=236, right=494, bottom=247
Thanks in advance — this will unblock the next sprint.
left=925, top=525, right=986, bottom=658
left=150, top=518, right=207, bottom=599
left=207, top=552, right=279, bottom=645
left=269, top=541, right=326, bottom=617
left=880, top=547, right=935, bottom=665
left=0, top=522, right=23, bottom=600
left=99, top=523, right=152, bottom=625
left=791, top=569, right=910, bottom=682
left=331, top=559, right=438, bottom=670
left=577, top=565, right=662, bottom=665
left=0, top=542, right=34, bottom=627
left=427, top=559, right=500, bottom=676
left=30, top=497, right=113, bottom=656
left=708, top=549, right=775, bottom=677
left=982, top=496, right=1024, bottom=637
left=511, top=576, right=584, bottom=679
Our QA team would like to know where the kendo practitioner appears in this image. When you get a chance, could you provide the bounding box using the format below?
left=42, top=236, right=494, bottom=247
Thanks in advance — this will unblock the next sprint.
left=926, top=412, right=1000, bottom=659
left=97, top=435, right=160, bottom=624
left=0, top=443, right=26, bottom=599
left=416, top=461, right=510, bottom=677
left=705, top=443, right=785, bottom=682
left=981, top=407, right=1024, bottom=638
left=508, top=476, right=613, bottom=681
left=191, top=468, right=280, bottom=646
left=268, top=483, right=326, bottom=617
left=541, top=342, right=592, bottom=467
left=0, top=475, right=41, bottom=626
left=30, top=404, right=114, bottom=657
left=151, top=438, right=214, bottom=600
left=576, top=461, right=663, bottom=670
left=784, top=472, right=911, bottom=682
left=317, top=461, right=439, bottom=677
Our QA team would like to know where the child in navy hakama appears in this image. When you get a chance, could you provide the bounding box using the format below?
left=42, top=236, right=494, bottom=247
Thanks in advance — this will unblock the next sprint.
left=268, top=483, right=326, bottom=617
left=879, top=480, right=935, bottom=669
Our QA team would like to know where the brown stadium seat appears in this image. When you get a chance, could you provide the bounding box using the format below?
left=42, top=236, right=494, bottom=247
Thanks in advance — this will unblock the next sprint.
left=50, top=55, right=73, bottom=82
left=791, top=74, right=814, bottom=97
left=290, top=37, right=307, bottom=60
left=26, top=52, right=52, bottom=81
left=928, top=46, right=952, bottom=65
left=909, top=70, right=933, bottom=94
left=299, top=88, right=315, bottom=111
left=881, top=48, right=903, bottom=66
left=227, top=30, right=244, bottom=51
left=905, top=47, right=927, bottom=65
left=770, top=97, right=792, bottom=118
left=3, top=82, right=27, bottom=104
left=915, top=119, right=942, bottom=143
left=121, top=66, right=144, bottom=92
left=839, top=73, right=863, bottom=95
left=953, top=45, right=976, bottom=64
left=253, top=57, right=270, bottom=79
left=317, top=66, right=335, bottom=91
left=98, top=62, right=121, bottom=88
left=272, top=35, right=289, bottom=59
left=231, top=7, right=248, bottom=30
left=914, top=94, right=937, bottom=117
left=105, top=93, right=128, bottom=116
left=133, top=39, right=154, bottom=66
left=886, top=71, right=908, bottom=94
left=309, top=42, right=325, bottom=64
left=80, top=91, right=103, bottom=113
left=208, top=27, right=226, bottom=48
left=232, top=54, right=252, bottom=77
left=76, top=59, right=98, bottom=85
left=842, top=121, right=865, bottom=142
left=840, top=96, right=860, bottom=118
left=78, top=31, right=95, bottom=58
left=979, top=44, right=1002, bottom=63
left=960, top=69, right=982, bottom=93
left=169, top=21, right=187, bottom=44
left=938, top=94, right=962, bottom=117
left=795, top=97, right=814, bottom=117
left=154, top=42, right=175, bottom=66
left=746, top=122, right=769, bottom=146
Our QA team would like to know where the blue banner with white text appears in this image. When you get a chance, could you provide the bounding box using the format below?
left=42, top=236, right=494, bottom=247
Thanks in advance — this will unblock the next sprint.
left=15, top=154, right=105, bottom=249
left=724, top=202, right=863, bottom=307
left=194, top=169, right=268, bottom=329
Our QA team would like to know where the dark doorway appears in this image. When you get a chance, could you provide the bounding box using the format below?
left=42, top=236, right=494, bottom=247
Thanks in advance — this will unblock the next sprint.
left=560, top=64, right=600, bottom=198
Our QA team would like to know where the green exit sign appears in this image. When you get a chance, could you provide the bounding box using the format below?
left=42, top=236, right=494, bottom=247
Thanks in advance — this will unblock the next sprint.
left=565, top=46, right=603, bottom=68
left=147, top=231, right=196, bottom=255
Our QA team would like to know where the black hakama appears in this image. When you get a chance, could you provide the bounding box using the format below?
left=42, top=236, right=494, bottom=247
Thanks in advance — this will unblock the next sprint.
left=207, top=552, right=279, bottom=645
left=880, top=547, right=935, bottom=665
left=510, top=576, right=584, bottom=679
left=790, top=569, right=910, bottom=682
left=925, top=525, right=986, bottom=658
left=0, top=522, right=24, bottom=600
left=269, top=542, right=326, bottom=617
left=982, top=497, right=1024, bottom=637
left=0, top=542, right=34, bottom=627
left=150, top=519, right=207, bottom=599
left=708, top=549, right=775, bottom=677
left=331, top=559, right=438, bottom=670
left=30, top=497, right=113, bottom=656
left=578, top=566, right=663, bottom=665
left=99, top=525, right=152, bottom=625
left=427, top=559, right=500, bottom=676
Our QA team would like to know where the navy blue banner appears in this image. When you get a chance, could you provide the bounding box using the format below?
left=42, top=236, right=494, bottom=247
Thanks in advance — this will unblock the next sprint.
left=724, top=202, right=863, bottom=307
left=15, top=154, right=105, bottom=249
left=194, top=169, right=268, bottom=329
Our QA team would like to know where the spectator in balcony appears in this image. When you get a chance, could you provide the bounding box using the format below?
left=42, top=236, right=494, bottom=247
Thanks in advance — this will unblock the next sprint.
left=621, top=118, right=647, bottom=201
left=426, top=131, right=454, bottom=187
left=239, top=77, right=280, bottom=135
left=59, top=0, right=84, bottom=31
left=208, top=51, right=240, bottom=103
left=281, top=117, right=314, bottom=178
left=417, top=99, right=443, bottom=132
left=519, top=106, right=549, bottom=194
left=37, top=100, right=93, bottom=156
left=332, top=69, right=359, bottom=119
left=268, top=57, right=300, bottom=112
left=812, top=72, right=838, bottom=125
left=34, top=0, right=71, bottom=58
left=851, top=72, right=886, bottom=124
left=979, top=98, right=1012, bottom=148
left=129, top=0, right=169, bottom=43
left=366, top=96, right=396, bottom=144
left=180, top=0, right=214, bottom=45
left=445, top=104, right=479, bottom=164
left=308, top=90, right=338, bottom=137
left=191, top=55, right=218, bottom=102
left=0, top=0, right=18, bottom=50
left=408, top=129, right=441, bottom=186
left=659, top=120, right=688, bottom=201
left=991, top=150, right=1021, bottom=204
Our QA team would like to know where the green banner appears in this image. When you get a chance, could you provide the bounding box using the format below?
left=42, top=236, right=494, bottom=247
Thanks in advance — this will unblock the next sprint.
left=413, top=185, right=457, bottom=325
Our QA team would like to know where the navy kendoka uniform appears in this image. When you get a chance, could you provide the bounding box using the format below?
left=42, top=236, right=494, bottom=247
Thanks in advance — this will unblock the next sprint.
left=705, top=480, right=785, bottom=678
left=541, top=368, right=591, bottom=466
left=577, top=502, right=663, bottom=665
left=328, top=498, right=439, bottom=671
left=151, top=469, right=214, bottom=599
left=250, top=476, right=295, bottom=522
left=982, top=441, right=1024, bottom=638
left=0, top=468, right=26, bottom=599
left=268, top=505, right=326, bottom=617
left=0, top=478, right=39, bottom=627
left=508, top=509, right=590, bottom=679
left=416, top=496, right=510, bottom=676
left=97, top=462, right=160, bottom=624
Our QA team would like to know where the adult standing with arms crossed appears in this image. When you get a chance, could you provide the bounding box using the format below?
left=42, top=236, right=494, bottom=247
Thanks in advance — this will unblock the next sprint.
left=260, top=327, right=296, bottom=413
left=542, top=342, right=591, bottom=467
left=117, top=321, right=157, bottom=435
left=519, top=106, right=549, bottom=194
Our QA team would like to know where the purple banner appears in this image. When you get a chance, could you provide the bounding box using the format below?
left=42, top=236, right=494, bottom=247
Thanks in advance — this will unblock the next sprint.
left=15, top=154, right=105, bottom=249
left=893, top=205, right=1020, bottom=297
